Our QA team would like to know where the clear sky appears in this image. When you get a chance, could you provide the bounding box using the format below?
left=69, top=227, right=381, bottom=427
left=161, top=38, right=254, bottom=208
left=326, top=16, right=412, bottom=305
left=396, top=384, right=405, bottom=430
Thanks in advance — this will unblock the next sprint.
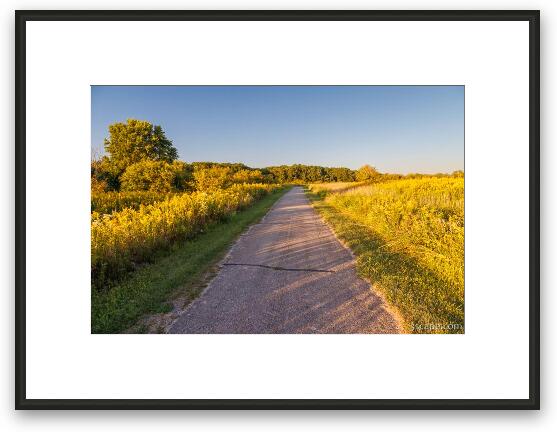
left=91, top=85, right=464, bottom=174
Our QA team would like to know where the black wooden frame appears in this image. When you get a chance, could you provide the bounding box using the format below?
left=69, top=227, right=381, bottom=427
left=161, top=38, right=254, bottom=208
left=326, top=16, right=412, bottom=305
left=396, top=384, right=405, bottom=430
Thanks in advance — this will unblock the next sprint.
left=15, top=10, right=540, bottom=410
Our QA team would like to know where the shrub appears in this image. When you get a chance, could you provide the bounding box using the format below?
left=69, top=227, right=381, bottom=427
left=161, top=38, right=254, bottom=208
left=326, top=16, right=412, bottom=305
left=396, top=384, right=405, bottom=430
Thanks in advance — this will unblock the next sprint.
left=231, top=169, right=265, bottom=184
left=91, top=157, right=121, bottom=191
left=120, top=160, right=190, bottom=192
left=355, top=164, right=380, bottom=182
left=193, top=166, right=232, bottom=191
left=91, top=177, right=109, bottom=194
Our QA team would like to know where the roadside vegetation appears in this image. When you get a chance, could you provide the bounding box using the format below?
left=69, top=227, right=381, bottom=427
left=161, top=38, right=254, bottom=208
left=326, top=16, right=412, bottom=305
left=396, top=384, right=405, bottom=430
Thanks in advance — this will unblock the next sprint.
left=92, top=183, right=281, bottom=291
left=308, top=174, right=464, bottom=334
left=91, top=191, right=178, bottom=215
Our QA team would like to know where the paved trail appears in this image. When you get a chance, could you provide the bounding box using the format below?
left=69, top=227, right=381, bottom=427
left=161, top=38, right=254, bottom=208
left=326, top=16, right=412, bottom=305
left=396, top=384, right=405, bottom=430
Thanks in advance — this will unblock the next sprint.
left=169, top=187, right=400, bottom=334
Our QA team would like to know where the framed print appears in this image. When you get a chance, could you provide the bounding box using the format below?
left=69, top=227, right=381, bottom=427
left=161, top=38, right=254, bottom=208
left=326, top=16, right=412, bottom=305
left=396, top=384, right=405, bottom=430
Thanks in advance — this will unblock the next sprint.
left=15, top=10, right=540, bottom=409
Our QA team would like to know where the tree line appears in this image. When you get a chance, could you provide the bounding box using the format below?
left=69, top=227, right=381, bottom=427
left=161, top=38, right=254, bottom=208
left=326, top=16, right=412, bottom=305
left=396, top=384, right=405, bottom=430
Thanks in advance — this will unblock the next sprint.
left=91, top=119, right=463, bottom=193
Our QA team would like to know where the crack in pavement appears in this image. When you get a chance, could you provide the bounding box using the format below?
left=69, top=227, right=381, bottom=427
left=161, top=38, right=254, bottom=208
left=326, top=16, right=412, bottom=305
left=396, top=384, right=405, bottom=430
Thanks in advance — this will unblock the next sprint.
left=222, top=262, right=334, bottom=273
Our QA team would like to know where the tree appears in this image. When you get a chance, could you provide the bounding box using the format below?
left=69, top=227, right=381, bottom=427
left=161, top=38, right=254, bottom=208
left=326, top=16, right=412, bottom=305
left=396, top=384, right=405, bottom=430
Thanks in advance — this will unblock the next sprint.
left=120, top=160, right=190, bottom=192
left=355, top=165, right=380, bottom=182
left=231, top=169, right=265, bottom=184
left=171, top=161, right=194, bottom=190
left=91, top=156, right=121, bottom=191
left=328, top=167, right=356, bottom=182
left=103, top=119, right=178, bottom=173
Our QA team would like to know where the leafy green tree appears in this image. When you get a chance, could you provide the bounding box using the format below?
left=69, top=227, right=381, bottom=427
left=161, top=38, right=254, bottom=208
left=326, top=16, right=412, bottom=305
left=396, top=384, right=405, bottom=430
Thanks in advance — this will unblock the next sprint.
left=355, top=165, right=380, bottom=182
left=263, top=164, right=356, bottom=183
left=104, top=119, right=178, bottom=173
left=328, top=167, right=356, bottom=182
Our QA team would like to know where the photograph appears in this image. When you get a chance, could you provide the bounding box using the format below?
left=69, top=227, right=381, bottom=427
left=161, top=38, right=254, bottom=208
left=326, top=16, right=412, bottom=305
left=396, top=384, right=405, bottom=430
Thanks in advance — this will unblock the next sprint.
left=91, top=85, right=465, bottom=335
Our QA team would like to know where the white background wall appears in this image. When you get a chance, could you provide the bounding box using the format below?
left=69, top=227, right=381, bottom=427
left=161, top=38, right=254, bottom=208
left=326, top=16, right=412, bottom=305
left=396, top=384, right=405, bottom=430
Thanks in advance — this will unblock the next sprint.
left=0, top=0, right=553, bottom=430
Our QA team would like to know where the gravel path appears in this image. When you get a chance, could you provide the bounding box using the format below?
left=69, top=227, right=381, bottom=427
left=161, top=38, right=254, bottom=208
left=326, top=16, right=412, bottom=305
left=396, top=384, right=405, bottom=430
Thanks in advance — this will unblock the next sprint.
left=168, top=187, right=400, bottom=334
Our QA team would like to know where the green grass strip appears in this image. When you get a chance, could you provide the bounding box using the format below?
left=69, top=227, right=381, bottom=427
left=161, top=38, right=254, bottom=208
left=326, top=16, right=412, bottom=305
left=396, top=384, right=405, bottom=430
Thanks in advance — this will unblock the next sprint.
left=91, top=188, right=289, bottom=333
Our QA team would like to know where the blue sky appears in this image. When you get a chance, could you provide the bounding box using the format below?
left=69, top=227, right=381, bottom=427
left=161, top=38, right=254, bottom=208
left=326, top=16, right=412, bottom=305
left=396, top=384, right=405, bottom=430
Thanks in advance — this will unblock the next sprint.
left=91, top=86, right=464, bottom=174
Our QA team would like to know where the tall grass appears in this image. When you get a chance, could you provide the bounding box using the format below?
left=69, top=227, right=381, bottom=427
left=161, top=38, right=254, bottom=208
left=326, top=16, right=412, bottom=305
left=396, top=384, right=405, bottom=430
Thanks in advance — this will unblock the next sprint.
left=91, top=191, right=177, bottom=215
left=308, top=177, right=464, bottom=333
left=92, top=183, right=281, bottom=290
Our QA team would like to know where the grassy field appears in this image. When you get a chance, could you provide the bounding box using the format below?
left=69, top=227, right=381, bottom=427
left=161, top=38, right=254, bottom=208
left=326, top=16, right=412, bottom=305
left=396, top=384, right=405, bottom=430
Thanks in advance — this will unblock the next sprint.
left=92, top=187, right=289, bottom=333
left=308, top=177, right=464, bottom=334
